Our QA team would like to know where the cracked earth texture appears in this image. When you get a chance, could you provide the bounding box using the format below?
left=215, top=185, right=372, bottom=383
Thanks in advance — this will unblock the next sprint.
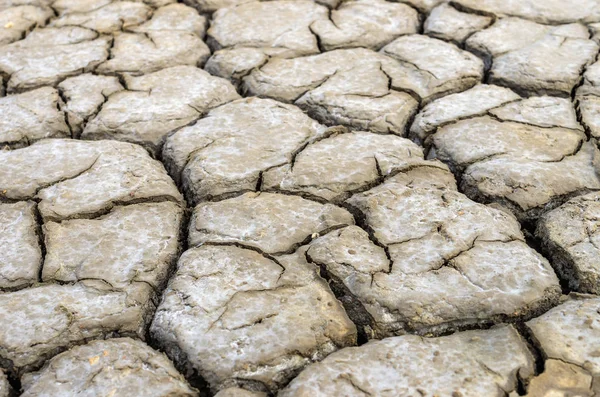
left=0, top=0, right=599, bottom=396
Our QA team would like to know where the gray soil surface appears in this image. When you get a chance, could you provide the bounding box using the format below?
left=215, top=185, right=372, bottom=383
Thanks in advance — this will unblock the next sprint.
left=0, top=0, right=598, bottom=395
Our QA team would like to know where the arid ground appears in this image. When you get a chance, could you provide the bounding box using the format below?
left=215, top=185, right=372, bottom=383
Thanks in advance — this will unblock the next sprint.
left=0, top=0, right=599, bottom=396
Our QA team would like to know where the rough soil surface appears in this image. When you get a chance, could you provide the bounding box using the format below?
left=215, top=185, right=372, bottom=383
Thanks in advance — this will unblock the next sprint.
left=214, top=388, right=266, bottom=397
left=424, top=3, right=492, bottom=44
left=162, top=97, right=329, bottom=203
left=150, top=191, right=359, bottom=393
left=577, top=58, right=600, bottom=140
left=262, top=129, right=435, bottom=202
left=523, top=295, right=600, bottom=396
left=43, top=202, right=184, bottom=290
left=0, top=201, right=41, bottom=290
left=243, top=36, right=483, bottom=106
left=96, top=4, right=210, bottom=75
left=0, top=139, right=183, bottom=220
left=0, top=139, right=183, bottom=377
left=0, top=87, right=70, bottom=147
left=414, top=84, right=600, bottom=222
left=537, top=195, right=600, bottom=294
left=49, top=1, right=152, bottom=33
left=280, top=325, right=534, bottom=396
left=0, top=369, right=9, bottom=397
left=207, top=1, right=328, bottom=57
left=0, top=282, right=154, bottom=376
left=82, top=65, right=240, bottom=156
left=466, top=19, right=598, bottom=96
left=151, top=244, right=357, bottom=394
left=20, top=338, right=199, bottom=396
left=57, top=74, right=123, bottom=138
left=453, top=0, right=600, bottom=24
left=0, top=26, right=110, bottom=93
left=339, top=169, right=561, bottom=337
left=310, top=0, right=419, bottom=51
left=0, top=5, right=52, bottom=46
left=0, top=0, right=599, bottom=396
left=187, top=192, right=354, bottom=253
left=409, top=83, right=521, bottom=145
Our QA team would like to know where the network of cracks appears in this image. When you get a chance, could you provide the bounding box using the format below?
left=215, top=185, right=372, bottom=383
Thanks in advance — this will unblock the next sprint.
left=0, top=0, right=600, bottom=396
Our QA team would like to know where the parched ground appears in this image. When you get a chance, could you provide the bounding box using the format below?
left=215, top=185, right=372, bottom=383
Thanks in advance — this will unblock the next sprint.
left=0, top=0, right=599, bottom=396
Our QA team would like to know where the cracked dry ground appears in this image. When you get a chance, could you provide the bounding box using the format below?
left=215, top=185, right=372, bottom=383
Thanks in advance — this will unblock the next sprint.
left=2, top=1, right=600, bottom=397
